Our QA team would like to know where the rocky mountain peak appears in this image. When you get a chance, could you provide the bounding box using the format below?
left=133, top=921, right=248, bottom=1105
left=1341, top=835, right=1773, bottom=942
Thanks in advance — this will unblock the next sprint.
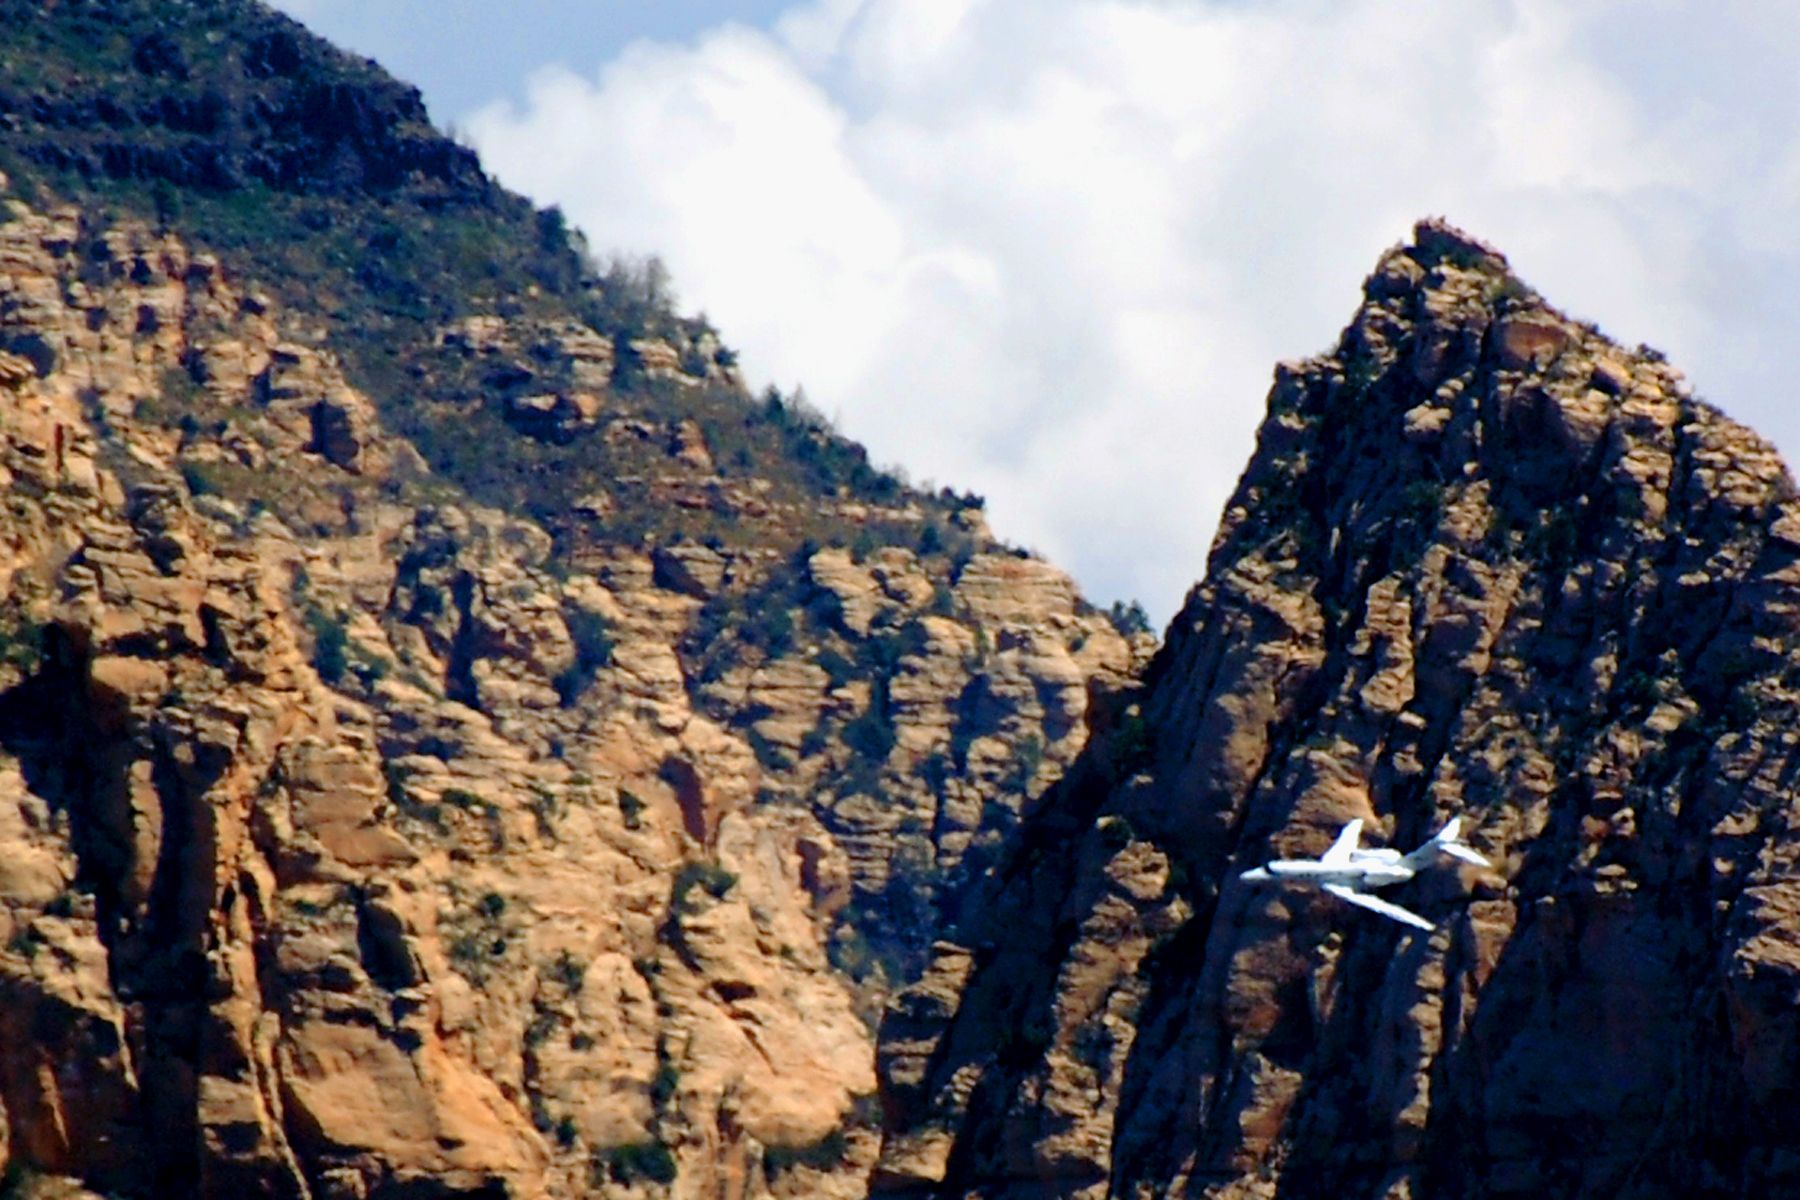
left=0, top=4, right=1150, bottom=1197
left=877, top=220, right=1800, bottom=1199
left=8, top=2, right=1798, bottom=1196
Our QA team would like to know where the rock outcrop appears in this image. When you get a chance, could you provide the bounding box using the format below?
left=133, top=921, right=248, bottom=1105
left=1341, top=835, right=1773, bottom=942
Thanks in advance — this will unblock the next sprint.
left=0, top=6, right=1137, bottom=1195
left=0, top=154, right=1139, bottom=1198
left=877, top=220, right=1800, bottom=1200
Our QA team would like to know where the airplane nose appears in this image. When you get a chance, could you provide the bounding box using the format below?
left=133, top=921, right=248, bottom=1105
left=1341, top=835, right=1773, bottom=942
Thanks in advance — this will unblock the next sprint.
left=1241, top=867, right=1271, bottom=883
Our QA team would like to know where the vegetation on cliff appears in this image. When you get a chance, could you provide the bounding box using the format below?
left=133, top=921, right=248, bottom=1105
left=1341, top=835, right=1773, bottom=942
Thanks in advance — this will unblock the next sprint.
left=0, top=0, right=980, bottom=553
left=0, top=3, right=1151, bottom=1197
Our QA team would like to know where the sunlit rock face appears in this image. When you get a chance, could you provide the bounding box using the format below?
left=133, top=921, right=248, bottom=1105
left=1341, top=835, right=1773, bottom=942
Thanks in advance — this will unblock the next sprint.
left=0, top=168, right=1156, bottom=1197
left=0, top=8, right=1162, bottom=1184
left=877, top=219, right=1800, bottom=1200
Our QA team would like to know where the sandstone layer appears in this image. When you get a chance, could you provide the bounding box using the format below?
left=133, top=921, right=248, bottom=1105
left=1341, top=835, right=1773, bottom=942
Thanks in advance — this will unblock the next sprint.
left=0, top=177, right=1137, bottom=1198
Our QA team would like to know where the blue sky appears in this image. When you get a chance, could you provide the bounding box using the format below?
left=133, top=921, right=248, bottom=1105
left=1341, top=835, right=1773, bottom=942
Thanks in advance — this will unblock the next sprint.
left=276, top=1, right=794, bottom=123
left=272, top=1, right=1800, bottom=623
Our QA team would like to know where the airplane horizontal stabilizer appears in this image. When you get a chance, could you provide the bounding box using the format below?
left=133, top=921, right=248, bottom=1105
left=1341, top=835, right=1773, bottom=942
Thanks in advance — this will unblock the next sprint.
left=1403, top=817, right=1492, bottom=871
left=1441, top=843, right=1491, bottom=867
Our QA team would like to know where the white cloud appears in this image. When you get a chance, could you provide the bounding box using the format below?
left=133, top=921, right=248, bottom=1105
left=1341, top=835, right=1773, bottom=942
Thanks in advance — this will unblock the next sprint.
left=468, top=0, right=1800, bottom=622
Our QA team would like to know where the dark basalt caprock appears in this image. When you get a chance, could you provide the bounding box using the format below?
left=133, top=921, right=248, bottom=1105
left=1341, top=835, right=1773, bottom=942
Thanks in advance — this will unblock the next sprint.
left=875, top=218, right=1800, bottom=1200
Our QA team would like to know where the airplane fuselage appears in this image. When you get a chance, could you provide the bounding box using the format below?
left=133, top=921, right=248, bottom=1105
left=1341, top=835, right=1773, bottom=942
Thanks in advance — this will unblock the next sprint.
left=1241, top=860, right=1413, bottom=890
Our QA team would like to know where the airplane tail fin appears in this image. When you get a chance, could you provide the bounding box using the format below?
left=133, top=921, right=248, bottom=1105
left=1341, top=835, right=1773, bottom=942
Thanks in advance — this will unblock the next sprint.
left=1320, top=819, right=1363, bottom=867
left=1404, top=817, right=1491, bottom=870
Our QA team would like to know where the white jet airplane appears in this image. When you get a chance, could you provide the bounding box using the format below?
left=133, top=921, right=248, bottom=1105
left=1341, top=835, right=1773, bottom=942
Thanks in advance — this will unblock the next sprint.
left=1240, top=817, right=1490, bottom=931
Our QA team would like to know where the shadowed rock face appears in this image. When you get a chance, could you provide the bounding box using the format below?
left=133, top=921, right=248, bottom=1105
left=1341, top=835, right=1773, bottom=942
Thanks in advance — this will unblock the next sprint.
left=877, top=219, right=1800, bottom=1200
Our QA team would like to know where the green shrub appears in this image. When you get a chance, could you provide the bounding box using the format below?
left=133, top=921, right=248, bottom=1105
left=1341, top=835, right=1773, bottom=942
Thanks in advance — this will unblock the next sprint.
left=1344, top=349, right=1384, bottom=393
left=306, top=608, right=349, bottom=684
left=1109, top=713, right=1154, bottom=777
left=1106, top=599, right=1153, bottom=637
left=1525, top=507, right=1580, bottom=562
left=547, top=951, right=587, bottom=990
left=827, top=922, right=875, bottom=981
left=1483, top=504, right=1516, bottom=552
left=841, top=706, right=896, bottom=760
left=1442, top=243, right=1494, bottom=271
left=850, top=527, right=879, bottom=563
left=828, top=866, right=944, bottom=986
left=673, top=861, right=738, bottom=910
left=814, top=647, right=855, bottom=688
left=442, top=787, right=484, bottom=810
left=351, top=647, right=390, bottom=687
left=587, top=254, right=678, bottom=341
left=6, top=926, right=41, bottom=957
left=861, top=622, right=927, bottom=674
left=764, top=1128, right=848, bottom=1174
left=1006, top=734, right=1044, bottom=792
left=750, top=604, right=795, bottom=658
left=805, top=588, right=845, bottom=632
left=599, top=1140, right=677, bottom=1186
left=1490, top=275, right=1532, bottom=305
left=649, top=1056, right=681, bottom=1107
left=555, top=606, right=614, bottom=706
left=1389, top=479, right=1446, bottom=566
left=617, top=789, right=646, bottom=830
left=0, top=616, right=45, bottom=670
left=567, top=606, right=614, bottom=668
left=180, top=460, right=221, bottom=497
left=1399, top=478, right=1444, bottom=524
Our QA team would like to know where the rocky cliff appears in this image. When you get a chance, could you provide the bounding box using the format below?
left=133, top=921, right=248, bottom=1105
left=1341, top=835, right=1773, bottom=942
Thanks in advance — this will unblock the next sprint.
left=0, top=4, right=1149, bottom=1197
left=876, top=220, right=1800, bottom=1200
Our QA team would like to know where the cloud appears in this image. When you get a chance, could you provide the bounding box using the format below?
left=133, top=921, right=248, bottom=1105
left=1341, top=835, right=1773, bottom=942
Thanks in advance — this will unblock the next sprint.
left=468, top=0, right=1799, bottom=621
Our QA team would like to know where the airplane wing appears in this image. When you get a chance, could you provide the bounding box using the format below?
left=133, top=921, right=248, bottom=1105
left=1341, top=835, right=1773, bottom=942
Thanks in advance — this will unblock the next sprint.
left=1323, top=883, right=1434, bottom=931
left=1320, top=819, right=1363, bottom=867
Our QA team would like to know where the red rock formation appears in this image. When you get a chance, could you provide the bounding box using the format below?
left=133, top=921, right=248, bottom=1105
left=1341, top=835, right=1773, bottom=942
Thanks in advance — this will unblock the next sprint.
left=879, top=220, right=1800, bottom=1200
left=0, top=174, right=1138, bottom=1196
